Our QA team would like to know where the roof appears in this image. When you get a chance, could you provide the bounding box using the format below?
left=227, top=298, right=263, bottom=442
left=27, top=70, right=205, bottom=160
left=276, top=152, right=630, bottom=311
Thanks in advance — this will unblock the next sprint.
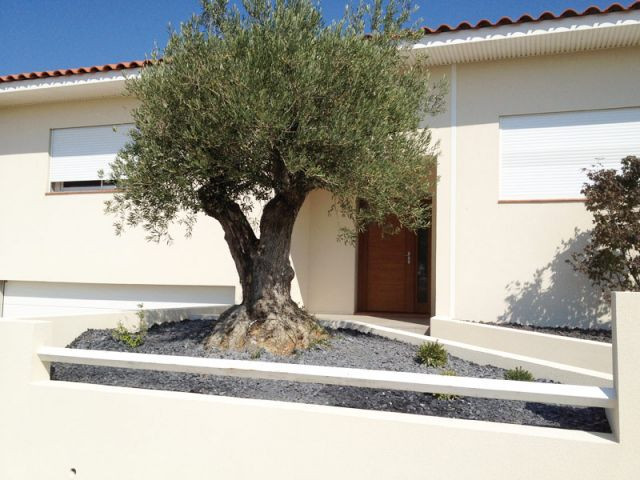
left=0, top=60, right=150, bottom=84
left=422, top=1, right=640, bottom=35
left=1, top=2, right=639, bottom=84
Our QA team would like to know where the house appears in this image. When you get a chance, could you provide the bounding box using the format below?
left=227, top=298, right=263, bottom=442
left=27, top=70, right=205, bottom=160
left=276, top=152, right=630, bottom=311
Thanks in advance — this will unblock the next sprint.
left=0, top=2, right=639, bottom=328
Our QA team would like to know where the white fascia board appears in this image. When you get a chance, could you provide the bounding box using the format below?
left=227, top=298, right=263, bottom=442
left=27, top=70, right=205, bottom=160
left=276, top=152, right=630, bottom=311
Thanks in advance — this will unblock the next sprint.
left=411, top=10, right=640, bottom=65
left=0, top=69, right=140, bottom=107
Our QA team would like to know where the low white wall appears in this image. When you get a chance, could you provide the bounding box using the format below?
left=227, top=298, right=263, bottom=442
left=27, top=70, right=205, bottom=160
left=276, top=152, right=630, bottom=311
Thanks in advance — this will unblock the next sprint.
left=0, top=294, right=639, bottom=479
left=321, top=318, right=612, bottom=387
left=1, top=281, right=234, bottom=318
left=430, top=317, right=612, bottom=374
left=13, top=304, right=229, bottom=348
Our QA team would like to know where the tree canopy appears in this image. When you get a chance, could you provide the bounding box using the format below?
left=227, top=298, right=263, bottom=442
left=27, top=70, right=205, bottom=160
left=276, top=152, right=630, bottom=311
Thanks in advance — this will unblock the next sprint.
left=107, top=0, right=445, bottom=243
left=105, top=0, right=446, bottom=353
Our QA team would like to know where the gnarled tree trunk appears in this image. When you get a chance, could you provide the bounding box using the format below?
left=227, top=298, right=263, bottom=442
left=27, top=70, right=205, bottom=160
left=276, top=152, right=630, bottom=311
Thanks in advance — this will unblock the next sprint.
left=200, top=187, right=326, bottom=355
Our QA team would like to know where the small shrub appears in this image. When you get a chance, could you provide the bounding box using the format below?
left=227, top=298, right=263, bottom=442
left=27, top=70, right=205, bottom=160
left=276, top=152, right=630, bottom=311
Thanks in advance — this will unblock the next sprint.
left=504, top=366, right=534, bottom=382
left=250, top=349, right=262, bottom=359
left=112, top=303, right=148, bottom=348
left=416, top=341, right=448, bottom=368
left=135, top=302, right=145, bottom=323
left=569, top=156, right=640, bottom=295
left=435, top=369, right=458, bottom=401
left=309, top=337, right=330, bottom=350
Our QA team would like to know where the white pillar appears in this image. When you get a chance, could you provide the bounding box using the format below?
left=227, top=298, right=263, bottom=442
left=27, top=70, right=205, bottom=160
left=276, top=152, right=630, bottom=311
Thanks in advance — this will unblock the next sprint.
left=609, top=292, right=640, bottom=444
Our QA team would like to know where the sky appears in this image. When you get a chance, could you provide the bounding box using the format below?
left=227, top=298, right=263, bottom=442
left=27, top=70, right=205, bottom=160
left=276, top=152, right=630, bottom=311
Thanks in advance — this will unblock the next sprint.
left=0, top=0, right=630, bottom=76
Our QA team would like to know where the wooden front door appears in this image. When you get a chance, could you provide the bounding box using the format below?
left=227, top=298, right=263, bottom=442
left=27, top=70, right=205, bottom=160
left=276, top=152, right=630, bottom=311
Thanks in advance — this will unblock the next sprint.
left=357, top=219, right=430, bottom=314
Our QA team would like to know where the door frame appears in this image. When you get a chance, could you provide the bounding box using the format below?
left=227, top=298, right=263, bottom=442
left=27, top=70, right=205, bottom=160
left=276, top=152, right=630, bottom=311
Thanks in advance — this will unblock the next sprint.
left=414, top=228, right=432, bottom=315
left=356, top=225, right=431, bottom=314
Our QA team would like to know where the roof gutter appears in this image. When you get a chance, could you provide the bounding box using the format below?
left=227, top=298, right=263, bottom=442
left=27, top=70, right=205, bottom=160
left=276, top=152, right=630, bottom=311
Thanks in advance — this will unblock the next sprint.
left=412, top=9, right=640, bottom=65
left=0, top=68, right=140, bottom=107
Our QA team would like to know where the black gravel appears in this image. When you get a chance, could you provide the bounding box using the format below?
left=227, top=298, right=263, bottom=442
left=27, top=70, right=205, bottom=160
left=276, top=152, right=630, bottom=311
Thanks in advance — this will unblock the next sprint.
left=52, top=319, right=610, bottom=433
left=497, top=323, right=612, bottom=343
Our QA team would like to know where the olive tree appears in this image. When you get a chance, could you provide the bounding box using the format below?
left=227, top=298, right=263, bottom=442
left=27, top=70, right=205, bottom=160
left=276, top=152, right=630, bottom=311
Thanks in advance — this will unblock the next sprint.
left=570, top=156, right=640, bottom=294
left=107, top=0, right=445, bottom=354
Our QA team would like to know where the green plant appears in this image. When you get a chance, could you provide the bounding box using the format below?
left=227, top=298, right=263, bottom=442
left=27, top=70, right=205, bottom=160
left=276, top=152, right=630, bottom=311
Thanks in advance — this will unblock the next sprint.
left=435, top=369, right=458, bottom=401
left=309, top=336, right=330, bottom=350
left=105, top=0, right=445, bottom=354
left=569, top=156, right=640, bottom=295
left=416, top=341, right=448, bottom=368
left=135, top=302, right=145, bottom=323
left=112, top=303, right=148, bottom=348
left=250, top=349, right=262, bottom=360
left=504, top=366, right=534, bottom=382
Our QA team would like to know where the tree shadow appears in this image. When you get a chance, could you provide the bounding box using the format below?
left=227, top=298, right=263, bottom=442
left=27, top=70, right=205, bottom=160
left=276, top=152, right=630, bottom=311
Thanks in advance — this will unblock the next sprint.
left=499, top=229, right=610, bottom=329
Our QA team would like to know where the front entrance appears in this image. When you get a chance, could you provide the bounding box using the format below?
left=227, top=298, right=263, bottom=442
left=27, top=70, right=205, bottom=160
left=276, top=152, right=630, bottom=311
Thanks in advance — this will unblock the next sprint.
left=357, top=218, right=431, bottom=314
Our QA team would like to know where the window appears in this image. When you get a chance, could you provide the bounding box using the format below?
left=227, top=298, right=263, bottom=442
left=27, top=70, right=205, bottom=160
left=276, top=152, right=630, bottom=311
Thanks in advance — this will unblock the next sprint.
left=499, top=108, right=640, bottom=201
left=50, top=180, right=116, bottom=192
left=49, top=124, right=133, bottom=192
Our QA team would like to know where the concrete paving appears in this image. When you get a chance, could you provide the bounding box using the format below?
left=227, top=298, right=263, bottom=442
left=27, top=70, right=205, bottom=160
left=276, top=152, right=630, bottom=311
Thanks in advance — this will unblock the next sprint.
left=317, top=313, right=430, bottom=336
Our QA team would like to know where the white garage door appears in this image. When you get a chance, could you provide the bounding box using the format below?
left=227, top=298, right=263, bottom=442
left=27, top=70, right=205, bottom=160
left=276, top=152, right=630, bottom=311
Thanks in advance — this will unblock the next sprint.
left=1, top=281, right=235, bottom=318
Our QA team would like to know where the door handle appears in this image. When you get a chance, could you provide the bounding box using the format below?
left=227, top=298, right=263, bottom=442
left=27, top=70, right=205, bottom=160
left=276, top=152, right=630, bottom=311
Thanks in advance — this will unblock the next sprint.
left=406, top=251, right=411, bottom=265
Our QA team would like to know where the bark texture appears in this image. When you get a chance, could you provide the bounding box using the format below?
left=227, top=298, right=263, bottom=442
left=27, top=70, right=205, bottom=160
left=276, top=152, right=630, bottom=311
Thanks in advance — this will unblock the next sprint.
left=200, top=186, right=327, bottom=355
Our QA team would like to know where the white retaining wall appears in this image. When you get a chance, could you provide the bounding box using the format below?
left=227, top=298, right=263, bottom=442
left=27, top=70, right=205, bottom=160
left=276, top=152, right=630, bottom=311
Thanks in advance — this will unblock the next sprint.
left=322, top=318, right=612, bottom=387
left=28, top=304, right=229, bottom=347
left=0, top=281, right=235, bottom=319
left=0, top=294, right=639, bottom=479
left=430, top=317, right=612, bottom=374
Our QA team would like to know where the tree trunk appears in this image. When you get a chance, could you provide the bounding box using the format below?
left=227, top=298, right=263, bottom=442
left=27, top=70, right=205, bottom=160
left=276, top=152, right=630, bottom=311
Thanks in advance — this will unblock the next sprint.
left=200, top=187, right=327, bottom=355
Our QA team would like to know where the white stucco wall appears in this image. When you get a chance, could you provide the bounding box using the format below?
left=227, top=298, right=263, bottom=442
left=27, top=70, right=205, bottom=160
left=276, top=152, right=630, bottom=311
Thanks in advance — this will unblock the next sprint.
left=0, top=97, right=233, bottom=287
left=1, top=45, right=639, bottom=323
left=0, top=293, right=638, bottom=480
left=0, top=96, right=352, bottom=313
left=433, top=46, right=640, bottom=328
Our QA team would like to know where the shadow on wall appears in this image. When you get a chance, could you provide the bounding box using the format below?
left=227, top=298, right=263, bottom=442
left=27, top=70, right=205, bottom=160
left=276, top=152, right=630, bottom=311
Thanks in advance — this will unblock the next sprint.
left=499, top=230, right=610, bottom=329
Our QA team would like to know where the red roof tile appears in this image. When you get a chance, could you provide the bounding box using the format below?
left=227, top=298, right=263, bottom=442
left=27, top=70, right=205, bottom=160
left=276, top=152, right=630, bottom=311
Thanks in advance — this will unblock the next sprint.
left=2, top=2, right=639, bottom=84
left=0, top=60, right=151, bottom=84
left=422, top=1, right=640, bottom=35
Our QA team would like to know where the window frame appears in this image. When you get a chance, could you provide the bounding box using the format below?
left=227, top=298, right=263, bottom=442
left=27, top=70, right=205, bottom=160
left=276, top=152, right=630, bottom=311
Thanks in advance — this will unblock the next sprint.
left=497, top=106, right=640, bottom=204
left=46, top=123, right=132, bottom=195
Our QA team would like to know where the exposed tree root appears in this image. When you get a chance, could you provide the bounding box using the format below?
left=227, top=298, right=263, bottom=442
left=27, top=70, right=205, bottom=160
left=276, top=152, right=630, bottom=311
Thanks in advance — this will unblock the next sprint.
left=205, top=299, right=328, bottom=355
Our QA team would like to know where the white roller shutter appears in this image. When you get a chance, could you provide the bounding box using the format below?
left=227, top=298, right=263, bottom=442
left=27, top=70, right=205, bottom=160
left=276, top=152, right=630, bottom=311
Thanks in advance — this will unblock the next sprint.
left=49, top=124, right=134, bottom=182
left=500, top=108, right=640, bottom=201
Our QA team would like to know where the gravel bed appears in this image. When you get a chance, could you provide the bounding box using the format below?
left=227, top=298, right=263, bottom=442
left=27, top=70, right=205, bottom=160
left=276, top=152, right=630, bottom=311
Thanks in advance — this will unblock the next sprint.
left=52, top=319, right=610, bottom=433
left=497, top=323, right=612, bottom=343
